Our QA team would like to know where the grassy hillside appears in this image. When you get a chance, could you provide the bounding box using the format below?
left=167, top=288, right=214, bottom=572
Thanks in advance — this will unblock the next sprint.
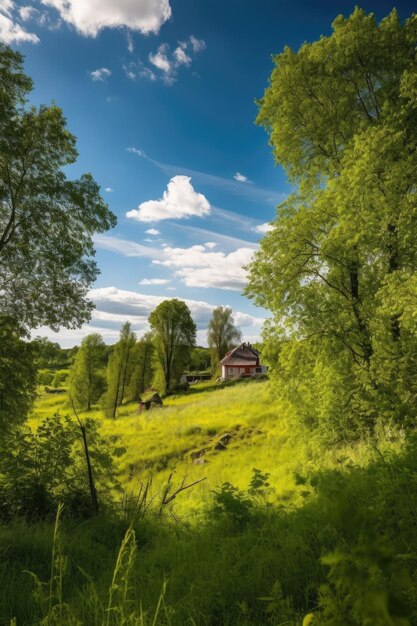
left=2, top=378, right=416, bottom=625
left=29, top=378, right=374, bottom=516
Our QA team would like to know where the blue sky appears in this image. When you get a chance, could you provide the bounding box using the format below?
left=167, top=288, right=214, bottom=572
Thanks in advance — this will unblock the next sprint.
left=1, top=0, right=414, bottom=346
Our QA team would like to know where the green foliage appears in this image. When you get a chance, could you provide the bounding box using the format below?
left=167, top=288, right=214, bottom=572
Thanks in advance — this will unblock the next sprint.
left=126, top=333, right=154, bottom=402
left=207, top=306, right=241, bottom=371
left=149, top=299, right=196, bottom=394
left=69, top=334, right=106, bottom=410
left=0, top=316, right=37, bottom=431
left=31, top=338, right=65, bottom=368
left=103, top=324, right=136, bottom=419
left=52, top=370, right=69, bottom=389
left=188, top=346, right=211, bottom=372
left=38, top=370, right=55, bottom=386
left=0, top=414, right=118, bottom=520
left=0, top=43, right=116, bottom=330
left=248, top=8, right=417, bottom=436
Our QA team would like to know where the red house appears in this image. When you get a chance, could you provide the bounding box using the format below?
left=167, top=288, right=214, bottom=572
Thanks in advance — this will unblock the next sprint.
left=220, top=343, right=266, bottom=380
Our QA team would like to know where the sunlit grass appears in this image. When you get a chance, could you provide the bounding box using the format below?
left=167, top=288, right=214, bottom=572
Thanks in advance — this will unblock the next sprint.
left=31, top=376, right=392, bottom=520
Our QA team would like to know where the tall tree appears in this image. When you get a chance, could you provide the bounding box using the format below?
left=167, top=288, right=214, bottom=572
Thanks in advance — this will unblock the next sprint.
left=126, top=333, right=155, bottom=402
left=149, top=299, right=196, bottom=394
left=69, top=334, right=106, bottom=411
left=0, top=316, right=37, bottom=433
left=0, top=44, right=116, bottom=330
left=207, top=307, right=241, bottom=372
left=247, top=8, right=417, bottom=434
left=103, top=323, right=136, bottom=419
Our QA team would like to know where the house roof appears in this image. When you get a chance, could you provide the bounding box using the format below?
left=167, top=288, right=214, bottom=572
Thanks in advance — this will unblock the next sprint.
left=220, top=343, right=260, bottom=365
left=223, top=359, right=257, bottom=367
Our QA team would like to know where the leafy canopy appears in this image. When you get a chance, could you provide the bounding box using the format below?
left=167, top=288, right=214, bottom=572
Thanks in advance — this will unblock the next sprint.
left=0, top=44, right=116, bottom=330
left=149, top=299, right=196, bottom=394
left=248, top=8, right=417, bottom=434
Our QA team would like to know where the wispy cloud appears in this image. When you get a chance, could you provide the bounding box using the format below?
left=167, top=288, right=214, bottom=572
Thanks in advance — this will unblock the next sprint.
left=169, top=223, right=259, bottom=250
left=139, top=278, right=170, bottom=285
left=125, top=147, right=284, bottom=206
left=128, top=35, right=206, bottom=85
left=90, top=67, right=111, bottom=81
left=93, top=234, right=164, bottom=260
left=234, top=172, right=251, bottom=183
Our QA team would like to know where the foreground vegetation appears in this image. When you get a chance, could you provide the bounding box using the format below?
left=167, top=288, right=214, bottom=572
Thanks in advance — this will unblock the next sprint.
left=0, top=378, right=416, bottom=625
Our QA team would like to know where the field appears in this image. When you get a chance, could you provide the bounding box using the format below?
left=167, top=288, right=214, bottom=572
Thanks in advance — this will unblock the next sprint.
left=2, top=378, right=417, bottom=625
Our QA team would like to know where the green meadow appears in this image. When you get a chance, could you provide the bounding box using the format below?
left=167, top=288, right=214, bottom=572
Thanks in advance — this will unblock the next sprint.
left=1, top=377, right=415, bottom=625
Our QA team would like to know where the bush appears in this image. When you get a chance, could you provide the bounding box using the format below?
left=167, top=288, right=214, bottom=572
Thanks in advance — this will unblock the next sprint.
left=0, top=414, right=119, bottom=521
left=38, top=369, right=54, bottom=386
left=52, top=370, right=69, bottom=388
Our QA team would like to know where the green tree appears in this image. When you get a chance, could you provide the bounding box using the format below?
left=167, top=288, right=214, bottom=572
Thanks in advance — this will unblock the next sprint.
left=31, top=337, right=63, bottom=368
left=0, top=44, right=116, bottom=330
left=69, top=334, right=106, bottom=410
left=0, top=317, right=37, bottom=432
left=207, top=307, right=241, bottom=372
left=126, top=332, right=155, bottom=401
left=247, top=8, right=417, bottom=435
left=103, top=323, right=136, bottom=418
left=189, top=346, right=211, bottom=372
left=149, top=299, right=196, bottom=394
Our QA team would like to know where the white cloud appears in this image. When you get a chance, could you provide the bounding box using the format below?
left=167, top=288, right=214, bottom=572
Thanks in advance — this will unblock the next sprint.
left=127, top=30, right=134, bottom=53
left=41, top=0, right=171, bottom=36
left=204, top=242, right=217, bottom=249
left=145, top=35, right=205, bottom=85
left=145, top=228, right=160, bottom=235
left=155, top=244, right=254, bottom=291
left=139, top=278, right=169, bottom=285
left=0, top=2, right=39, bottom=44
left=189, top=34, right=206, bottom=52
left=173, top=45, right=191, bottom=66
left=149, top=43, right=171, bottom=73
left=19, top=5, right=38, bottom=20
left=90, top=287, right=263, bottom=330
left=234, top=172, right=250, bottom=183
left=255, top=222, right=274, bottom=234
left=126, top=147, right=284, bottom=206
left=126, top=175, right=211, bottom=222
left=90, top=67, right=111, bottom=81
left=33, top=287, right=264, bottom=347
left=126, top=146, right=145, bottom=156
left=105, top=187, right=113, bottom=193
left=93, top=234, right=164, bottom=259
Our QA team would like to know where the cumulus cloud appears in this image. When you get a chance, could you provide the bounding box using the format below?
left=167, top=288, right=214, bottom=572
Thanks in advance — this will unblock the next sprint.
left=34, top=287, right=264, bottom=346
left=41, top=0, right=171, bottom=36
left=255, top=222, right=274, bottom=234
left=90, top=67, right=111, bottom=81
left=145, top=228, right=160, bottom=235
left=154, top=244, right=254, bottom=291
left=204, top=242, right=217, bottom=249
left=126, top=176, right=211, bottom=222
left=89, top=287, right=263, bottom=330
left=139, top=278, right=169, bottom=285
left=105, top=187, right=113, bottom=193
left=0, top=1, right=39, bottom=44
